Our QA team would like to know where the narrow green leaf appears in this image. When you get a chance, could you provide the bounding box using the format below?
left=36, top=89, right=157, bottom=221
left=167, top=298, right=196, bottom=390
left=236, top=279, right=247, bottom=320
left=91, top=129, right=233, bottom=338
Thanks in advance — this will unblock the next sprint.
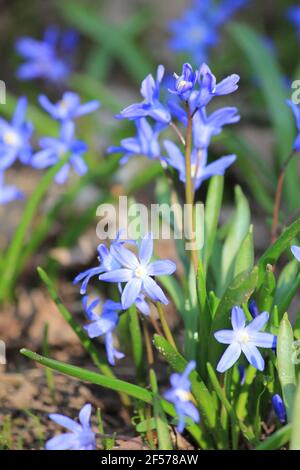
left=257, top=217, right=300, bottom=286
left=128, top=305, right=145, bottom=384
left=277, top=313, right=297, bottom=422
left=256, top=265, right=276, bottom=313
left=207, top=363, right=256, bottom=444
left=233, top=224, right=254, bottom=278
left=150, top=369, right=173, bottom=450
left=0, top=156, right=69, bottom=301
left=255, top=424, right=291, bottom=450
left=220, top=186, right=250, bottom=293
left=203, top=175, right=224, bottom=270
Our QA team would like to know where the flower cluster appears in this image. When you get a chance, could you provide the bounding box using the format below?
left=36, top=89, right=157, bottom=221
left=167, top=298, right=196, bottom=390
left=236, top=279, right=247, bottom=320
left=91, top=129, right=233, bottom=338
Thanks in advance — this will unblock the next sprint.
left=0, top=91, right=99, bottom=195
left=287, top=6, right=300, bottom=40
left=109, top=63, right=239, bottom=190
left=74, top=232, right=176, bottom=365
left=16, top=26, right=78, bottom=83
left=168, top=0, right=248, bottom=63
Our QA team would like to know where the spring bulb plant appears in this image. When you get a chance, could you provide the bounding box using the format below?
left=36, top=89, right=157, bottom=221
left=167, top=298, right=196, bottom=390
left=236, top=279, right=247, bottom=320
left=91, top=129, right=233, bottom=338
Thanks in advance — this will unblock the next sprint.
left=2, top=2, right=300, bottom=452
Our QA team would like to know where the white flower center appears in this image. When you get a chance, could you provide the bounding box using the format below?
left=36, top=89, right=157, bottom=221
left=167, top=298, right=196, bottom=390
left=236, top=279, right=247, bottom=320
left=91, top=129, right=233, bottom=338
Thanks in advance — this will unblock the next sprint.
left=175, top=389, right=191, bottom=402
left=191, top=163, right=197, bottom=178
left=135, top=265, right=147, bottom=279
left=59, top=99, right=69, bottom=110
left=235, top=330, right=249, bottom=344
left=177, top=79, right=188, bottom=90
left=3, top=130, right=21, bottom=147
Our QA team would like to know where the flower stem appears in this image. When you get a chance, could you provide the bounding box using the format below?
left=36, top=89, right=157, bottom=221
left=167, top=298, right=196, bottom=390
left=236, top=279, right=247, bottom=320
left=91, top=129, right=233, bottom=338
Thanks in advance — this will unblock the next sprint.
left=271, top=150, right=296, bottom=243
left=184, top=103, right=199, bottom=273
left=156, top=302, right=177, bottom=351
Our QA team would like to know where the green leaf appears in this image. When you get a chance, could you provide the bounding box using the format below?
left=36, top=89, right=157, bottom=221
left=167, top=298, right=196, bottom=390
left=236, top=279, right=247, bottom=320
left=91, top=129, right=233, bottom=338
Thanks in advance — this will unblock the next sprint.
left=128, top=305, right=145, bottom=384
left=0, top=156, right=70, bottom=301
left=207, top=363, right=256, bottom=445
left=229, top=22, right=298, bottom=210
left=256, top=265, right=276, bottom=314
left=203, top=175, right=224, bottom=271
left=277, top=313, right=297, bottom=422
left=220, top=186, right=250, bottom=294
left=149, top=369, right=173, bottom=450
left=233, top=224, right=254, bottom=278
left=255, top=424, right=291, bottom=450
left=257, top=217, right=300, bottom=287
left=291, top=375, right=300, bottom=450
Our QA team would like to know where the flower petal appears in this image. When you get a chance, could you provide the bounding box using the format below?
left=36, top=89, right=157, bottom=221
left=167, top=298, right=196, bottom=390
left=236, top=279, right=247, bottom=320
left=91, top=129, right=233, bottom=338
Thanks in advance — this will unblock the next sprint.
left=216, top=342, right=241, bottom=373
left=99, top=268, right=133, bottom=283
left=143, top=276, right=168, bottom=304
left=79, top=404, right=92, bottom=428
left=241, top=343, right=265, bottom=371
left=121, top=278, right=142, bottom=309
left=111, top=244, right=139, bottom=270
left=138, top=232, right=153, bottom=265
left=246, top=311, right=269, bottom=332
left=48, top=414, right=81, bottom=433
left=248, top=331, right=276, bottom=349
left=45, top=433, right=78, bottom=450
left=214, top=329, right=235, bottom=344
left=147, top=260, right=176, bottom=276
left=231, top=306, right=246, bottom=331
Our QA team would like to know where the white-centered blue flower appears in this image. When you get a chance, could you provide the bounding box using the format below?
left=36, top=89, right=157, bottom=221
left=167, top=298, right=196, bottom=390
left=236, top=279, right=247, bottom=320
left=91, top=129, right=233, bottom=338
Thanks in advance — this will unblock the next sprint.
left=45, top=403, right=96, bottom=450
left=214, top=306, right=277, bottom=373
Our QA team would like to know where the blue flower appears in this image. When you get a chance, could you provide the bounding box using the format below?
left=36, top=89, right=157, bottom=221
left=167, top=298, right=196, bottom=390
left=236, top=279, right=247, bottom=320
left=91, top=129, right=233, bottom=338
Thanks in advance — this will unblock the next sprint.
left=73, top=232, right=131, bottom=295
left=164, top=140, right=236, bottom=190
left=107, top=118, right=162, bottom=164
left=99, top=232, right=176, bottom=310
left=287, top=100, right=300, bottom=150
left=0, top=172, right=23, bottom=205
left=164, top=361, right=200, bottom=433
left=16, top=26, right=77, bottom=83
left=287, top=6, right=300, bottom=39
left=168, top=0, right=248, bottom=63
left=0, top=97, right=33, bottom=170
left=45, top=403, right=96, bottom=450
left=291, top=245, right=300, bottom=262
left=169, top=63, right=198, bottom=101
left=116, top=65, right=171, bottom=124
left=31, top=121, right=88, bottom=184
left=83, top=296, right=124, bottom=366
left=214, top=306, right=277, bottom=373
left=272, top=394, right=286, bottom=424
left=192, top=63, right=240, bottom=109
left=39, top=92, right=100, bottom=122
left=192, top=106, right=240, bottom=149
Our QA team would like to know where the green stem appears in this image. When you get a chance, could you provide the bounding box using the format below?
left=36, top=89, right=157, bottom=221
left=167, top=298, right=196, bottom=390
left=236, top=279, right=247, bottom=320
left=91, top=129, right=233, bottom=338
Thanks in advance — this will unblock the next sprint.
left=156, top=302, right=177, bottom=351
left=184, top=103, right=199, bottom=273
